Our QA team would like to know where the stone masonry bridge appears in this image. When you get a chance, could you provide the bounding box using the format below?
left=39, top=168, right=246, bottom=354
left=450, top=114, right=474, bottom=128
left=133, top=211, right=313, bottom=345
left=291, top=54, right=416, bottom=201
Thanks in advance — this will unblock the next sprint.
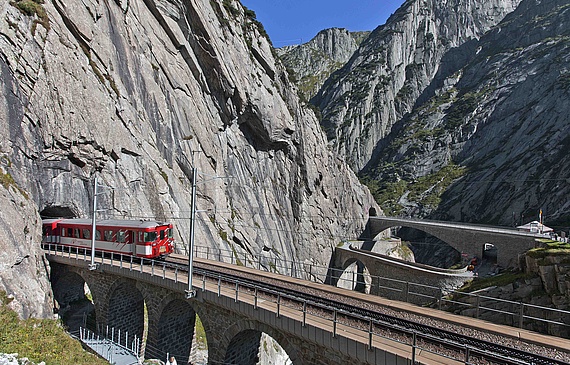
left=368, top=217, right=545, bottom=268
left=46, top=250, right=418, bottom=365
left=328, top=242, right=473, bottom=303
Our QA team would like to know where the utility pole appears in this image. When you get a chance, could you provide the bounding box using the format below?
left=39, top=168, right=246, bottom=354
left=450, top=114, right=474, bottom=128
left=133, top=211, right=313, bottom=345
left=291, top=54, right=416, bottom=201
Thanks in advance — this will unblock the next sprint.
left=186, top=167, right=197, bottom=299
left=89, top=176, right=98, bottom=271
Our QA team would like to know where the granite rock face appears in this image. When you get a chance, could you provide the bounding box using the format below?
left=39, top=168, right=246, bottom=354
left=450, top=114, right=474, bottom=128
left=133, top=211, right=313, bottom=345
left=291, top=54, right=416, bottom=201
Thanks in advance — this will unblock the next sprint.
left=313, top=0, right=521, bottom=171
left=277, top=28, right=369, bottom=101
left=364, top=0, right=570, bottom=225
left=297, top=0, right=570, bottom=228
left=0, top=0, right=379, bottom=318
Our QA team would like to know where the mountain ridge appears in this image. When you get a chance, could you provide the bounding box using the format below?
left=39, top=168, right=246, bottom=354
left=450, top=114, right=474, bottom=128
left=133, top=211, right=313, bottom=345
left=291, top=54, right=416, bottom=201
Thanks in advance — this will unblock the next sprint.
left=281, top=0, right=569, bottom=229
left=0, top=0, right=379, bottom=318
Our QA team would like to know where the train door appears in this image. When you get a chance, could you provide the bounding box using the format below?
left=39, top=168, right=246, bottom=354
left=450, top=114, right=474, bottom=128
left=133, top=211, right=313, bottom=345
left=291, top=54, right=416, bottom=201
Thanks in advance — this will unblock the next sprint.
left=127, top=230, right=135, bottom=255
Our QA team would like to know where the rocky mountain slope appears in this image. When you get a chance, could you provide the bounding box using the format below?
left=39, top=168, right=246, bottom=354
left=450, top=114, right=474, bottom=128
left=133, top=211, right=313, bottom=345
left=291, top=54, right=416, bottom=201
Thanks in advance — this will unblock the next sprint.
left=288, top=0, right=570, bottom=228
left=363, top=0, right=570, bottom=226
left=313, top=0, right=522, bottom=171
left=0, top=0, right=378, bottom=318
left=277, top=28, right=369, bottom=101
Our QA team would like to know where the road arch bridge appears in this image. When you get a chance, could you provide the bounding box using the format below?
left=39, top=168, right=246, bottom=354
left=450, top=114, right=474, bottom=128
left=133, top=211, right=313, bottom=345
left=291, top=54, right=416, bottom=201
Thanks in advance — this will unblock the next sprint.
left=368, top=217, right=544, bottom=268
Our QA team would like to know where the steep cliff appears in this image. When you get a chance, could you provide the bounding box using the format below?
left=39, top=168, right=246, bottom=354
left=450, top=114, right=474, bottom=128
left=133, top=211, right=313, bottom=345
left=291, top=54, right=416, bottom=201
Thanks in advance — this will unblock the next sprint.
left=277, top=28, right=369, bottom=101
left=313, top=0, right=521, bottom=171
left=0, top=0, right=378, bottom=318
left=364, top=0, right=570, bottom=226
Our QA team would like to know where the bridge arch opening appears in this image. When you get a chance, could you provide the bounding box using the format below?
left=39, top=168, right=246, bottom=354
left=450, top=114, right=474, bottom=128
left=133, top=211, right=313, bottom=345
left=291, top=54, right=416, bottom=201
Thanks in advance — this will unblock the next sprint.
left=146, top=299, right=201, bottom=364
left=51, top=270, right=96, bottom=333
left=224, top=330, right=294, bottom=365
left=107, top=281, right=145, bottom=346
left=397, top=228, right=460, bottom=268
left=337, top=259, right=371, bottom=294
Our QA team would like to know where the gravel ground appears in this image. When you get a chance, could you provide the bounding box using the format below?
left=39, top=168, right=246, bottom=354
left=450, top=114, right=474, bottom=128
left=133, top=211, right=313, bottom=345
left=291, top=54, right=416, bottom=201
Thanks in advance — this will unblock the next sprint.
left=193, top=260, right=570, bottom=364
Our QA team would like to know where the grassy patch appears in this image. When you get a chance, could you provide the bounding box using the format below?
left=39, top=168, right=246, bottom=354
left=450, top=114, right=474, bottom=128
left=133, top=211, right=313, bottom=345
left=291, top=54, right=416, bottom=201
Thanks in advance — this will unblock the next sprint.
left=457, top=271, right=534, bottom=293
left=407, top=164, right=467, bottom=208
left=10, top=0, right=49, bottom=34
left=0, top=291, right=107, bottom=365
left=360, top=163, right=467, bottom=214
left=194, top=315, right=207, bottom=350
left=0, top=170, right=29, bottom=199
left=527, top=240, right=570, bottom=259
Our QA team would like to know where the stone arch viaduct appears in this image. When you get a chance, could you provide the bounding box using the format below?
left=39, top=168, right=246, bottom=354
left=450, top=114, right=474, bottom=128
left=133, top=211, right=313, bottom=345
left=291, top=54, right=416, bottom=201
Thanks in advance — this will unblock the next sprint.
left=367, top=217, right=544, bottom=268
left=47, top=252, right=411, bottom=365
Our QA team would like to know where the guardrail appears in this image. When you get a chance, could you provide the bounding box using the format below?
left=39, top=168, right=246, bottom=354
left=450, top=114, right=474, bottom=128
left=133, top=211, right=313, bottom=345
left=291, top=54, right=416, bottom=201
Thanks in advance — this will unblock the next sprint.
left=79, top=326, right=140, bottom=365
left=44, top=243, right=570, bottom=338
left=44, top=243, right=545, bottom=364
left=192, top=245, right=570, bottom=336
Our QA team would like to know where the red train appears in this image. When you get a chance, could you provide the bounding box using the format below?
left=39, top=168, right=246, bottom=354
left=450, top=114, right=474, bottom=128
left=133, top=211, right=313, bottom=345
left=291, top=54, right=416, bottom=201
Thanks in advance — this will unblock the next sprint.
left=42, top=218, right=174, bottom=259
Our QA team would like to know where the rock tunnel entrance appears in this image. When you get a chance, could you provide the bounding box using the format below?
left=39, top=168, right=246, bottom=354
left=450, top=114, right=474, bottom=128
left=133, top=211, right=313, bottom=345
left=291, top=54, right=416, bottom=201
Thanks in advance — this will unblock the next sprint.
left=40, top=205, right=77, bottom=219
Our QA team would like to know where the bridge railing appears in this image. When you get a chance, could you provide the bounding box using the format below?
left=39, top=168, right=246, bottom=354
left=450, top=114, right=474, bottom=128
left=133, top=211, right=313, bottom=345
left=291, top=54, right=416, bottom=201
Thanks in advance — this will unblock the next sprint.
left=191, top=245, right=570, bottom=337
left=79, top=326, right=140, bottom=365
left=43, top=243, right=570, bottom=338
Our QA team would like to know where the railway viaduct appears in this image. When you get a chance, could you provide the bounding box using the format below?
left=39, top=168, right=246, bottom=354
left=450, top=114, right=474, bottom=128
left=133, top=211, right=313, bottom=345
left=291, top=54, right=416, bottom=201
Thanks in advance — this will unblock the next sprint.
left=47, top=252, right=411, bottom=365
left=366, top=217, right=545, bottom=268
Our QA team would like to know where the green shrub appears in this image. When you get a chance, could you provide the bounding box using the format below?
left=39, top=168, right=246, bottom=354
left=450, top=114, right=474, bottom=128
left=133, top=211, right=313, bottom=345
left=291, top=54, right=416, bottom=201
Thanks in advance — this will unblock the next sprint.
left=10, top=0, right=49, bottom=33
left=457, top=271, right=534, bottom=293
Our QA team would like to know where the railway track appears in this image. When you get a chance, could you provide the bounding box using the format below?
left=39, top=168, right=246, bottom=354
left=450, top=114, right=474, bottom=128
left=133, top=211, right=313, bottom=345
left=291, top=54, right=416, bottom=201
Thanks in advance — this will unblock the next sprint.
left=164, top=255, right=569, bottom=365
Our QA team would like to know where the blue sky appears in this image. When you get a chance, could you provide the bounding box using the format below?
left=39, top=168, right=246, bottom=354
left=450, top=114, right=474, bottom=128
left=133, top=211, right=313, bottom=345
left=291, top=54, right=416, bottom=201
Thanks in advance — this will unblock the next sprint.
left=239, top=0, right=405, bottom=47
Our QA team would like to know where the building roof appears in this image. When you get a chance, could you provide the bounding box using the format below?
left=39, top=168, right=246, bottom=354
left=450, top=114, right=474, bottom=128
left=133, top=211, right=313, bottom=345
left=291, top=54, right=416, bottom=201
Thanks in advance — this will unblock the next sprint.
left=516, top=221, right=553, bottom=233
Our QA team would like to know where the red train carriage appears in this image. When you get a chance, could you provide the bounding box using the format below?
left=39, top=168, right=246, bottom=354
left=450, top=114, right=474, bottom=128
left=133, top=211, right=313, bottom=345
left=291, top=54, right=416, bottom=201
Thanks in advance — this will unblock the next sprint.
left=42, top=218, right=174, bottom=259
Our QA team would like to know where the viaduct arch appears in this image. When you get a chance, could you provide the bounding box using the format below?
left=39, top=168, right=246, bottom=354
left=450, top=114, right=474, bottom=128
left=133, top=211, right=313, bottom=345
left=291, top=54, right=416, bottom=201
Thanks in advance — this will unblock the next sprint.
left=50, top=263, right=197, bottom=363
left=328, top=242, right=471, bottom=303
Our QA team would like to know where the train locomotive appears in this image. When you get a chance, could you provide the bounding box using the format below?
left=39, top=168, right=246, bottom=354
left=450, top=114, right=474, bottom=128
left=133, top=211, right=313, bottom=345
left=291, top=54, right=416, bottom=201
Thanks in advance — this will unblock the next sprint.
left=42, top=218, right=174, bottom=259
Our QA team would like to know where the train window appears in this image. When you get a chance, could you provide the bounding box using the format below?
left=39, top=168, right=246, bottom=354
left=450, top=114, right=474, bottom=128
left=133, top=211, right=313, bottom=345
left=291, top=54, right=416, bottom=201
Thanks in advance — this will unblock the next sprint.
left=117, top=231, right=126, bottom=243
left=104, top=230, right=113, bottom=241
left=160, top=230, right=165, bottom=239
left=67, top=228, right=72, bottom=237
left=143, top=232, right=157, bottom=242
left=168, top=229, right=173, bottom=238
left=61, top=229, right=66, bottom=237
left=82, top=229, right=91, bottom=239
left=74, top=229, right=80, bottom=238
left=95, top=230, right=101, bottom=240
